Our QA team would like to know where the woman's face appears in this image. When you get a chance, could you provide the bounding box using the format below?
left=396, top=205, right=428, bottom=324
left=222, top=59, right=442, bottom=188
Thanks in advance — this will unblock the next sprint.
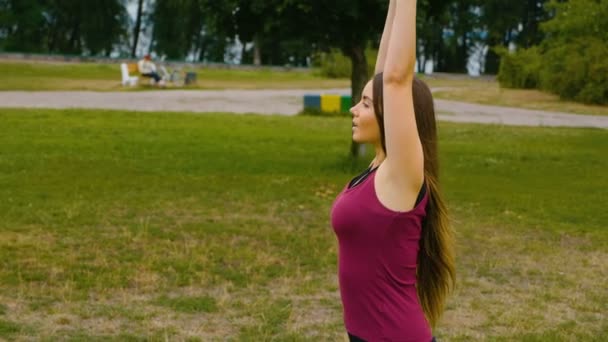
left=350, top=80, right=381, bottom=144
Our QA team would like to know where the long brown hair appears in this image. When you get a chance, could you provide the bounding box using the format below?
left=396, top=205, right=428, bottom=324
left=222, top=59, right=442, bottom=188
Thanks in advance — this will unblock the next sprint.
left=372, top=72, right=455, bottom=327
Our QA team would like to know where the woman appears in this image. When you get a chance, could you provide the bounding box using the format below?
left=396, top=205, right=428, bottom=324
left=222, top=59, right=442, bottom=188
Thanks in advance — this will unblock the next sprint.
left=330, top=1, right=455, bottom=341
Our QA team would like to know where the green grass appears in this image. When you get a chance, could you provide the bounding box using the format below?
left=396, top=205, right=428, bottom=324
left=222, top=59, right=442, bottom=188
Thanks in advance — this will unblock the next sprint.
left=421, top=75, right=608, bottom=116
left=0, top=61, right=348, bottom=91
left=153, top=295, right=218, bottom=313
left=0, top=108, right=606, bottom=340
left=0, top=319, right=25, bottom=336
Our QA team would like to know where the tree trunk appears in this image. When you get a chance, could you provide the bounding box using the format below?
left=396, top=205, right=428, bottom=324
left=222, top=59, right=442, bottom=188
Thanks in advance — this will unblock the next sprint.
left=416, top=41, right=425, bottom=73
left=460, top=30, right=468, bottom=73
left=253, top=34, right=262, bottom=66
left=131, top=0, right=145, bottom=58
left=346, top=43, right=369, bottom=158
left=484, top=36, right=501, bottom=75
left=198, top=36, right=208, bottom=62
left=68, top=22, right=81, bottom=54
left=147, top=24, right=155, bottom=55
left=241, top=44, right=247, bottom=64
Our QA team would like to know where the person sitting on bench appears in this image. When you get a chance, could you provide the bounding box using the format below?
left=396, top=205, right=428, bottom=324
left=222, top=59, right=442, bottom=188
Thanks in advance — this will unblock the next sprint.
left=137, top=54, right=164, bottom=85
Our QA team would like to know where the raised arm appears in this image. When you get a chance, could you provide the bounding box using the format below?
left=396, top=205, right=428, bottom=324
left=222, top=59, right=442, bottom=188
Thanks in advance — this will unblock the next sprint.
left=375, top=0, right=397, bottom=74
left=382, top=0, right=424, bottom=198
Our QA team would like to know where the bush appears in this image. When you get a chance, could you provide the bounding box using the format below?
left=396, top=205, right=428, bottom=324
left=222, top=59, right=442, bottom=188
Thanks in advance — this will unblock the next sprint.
left=497, top=39, right=608, bottom=105
left=312, top=48, right=351, bottom=78
left=312, top=48, right=377, bottom=79
left=496, top=0, right=608, bottom=105
left=496, top=46, right=542, bottom=89
left=539, top=37, right=608, bottom=105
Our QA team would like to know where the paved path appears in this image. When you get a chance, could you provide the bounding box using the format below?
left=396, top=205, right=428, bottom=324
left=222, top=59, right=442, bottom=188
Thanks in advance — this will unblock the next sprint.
left=1, top=89, right=607, bottom=129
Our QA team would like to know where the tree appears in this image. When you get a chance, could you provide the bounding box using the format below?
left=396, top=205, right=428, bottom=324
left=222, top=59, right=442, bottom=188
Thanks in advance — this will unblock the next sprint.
left=518, top=0, right=550, bottom=48
left=151, top=0, right=213, bottom=60
left=232, top=0, right=271, bottom=65
left=480, top=0, right=522, bottom=73
left=150, top=0, right=244, bottom=62
left=272, top=0, right=387, bottom=155
left=497, top=0, right=608, bottom=104
left=480, top=0, right=549, bottom=74
left=416, top=0, right=448, bottom=73
left=436, top=0, right=480, bottom=73
left=289, top=1, right=386, bottom=100
left=79, top=0, right=129, bottom=55
left=0, top=0, right=47, bottom=52
left=131, top=0, right=145, bottom=57
left=537, top=0, right=608, bottom=104
left=0, top=0, right=128, bottom=55
left=199, top=0, right=312, bottom=66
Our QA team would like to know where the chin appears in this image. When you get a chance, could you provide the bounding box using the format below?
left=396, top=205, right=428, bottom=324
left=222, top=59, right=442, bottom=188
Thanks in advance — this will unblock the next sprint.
left=352, top=135, right=365, bottom=144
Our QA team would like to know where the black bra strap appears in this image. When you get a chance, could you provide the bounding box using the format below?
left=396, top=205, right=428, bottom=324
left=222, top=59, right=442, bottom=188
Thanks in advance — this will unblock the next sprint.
left=415, top=181, right=427, bottom=207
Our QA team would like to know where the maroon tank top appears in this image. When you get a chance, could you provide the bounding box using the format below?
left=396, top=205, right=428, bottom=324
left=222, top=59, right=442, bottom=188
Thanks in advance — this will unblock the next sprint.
left=331, top=168, right=432, bottom=341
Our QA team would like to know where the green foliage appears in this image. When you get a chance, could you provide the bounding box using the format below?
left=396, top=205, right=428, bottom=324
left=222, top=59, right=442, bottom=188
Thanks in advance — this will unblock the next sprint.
left=539, top=37, right=608, bottom=105
left=480, top=0, right=549, bottom=74
left=537, top=0, right=608, bottom=104
left=541, top=0, right=608, bottom=40
left=151, top=0, right=211, bottom=60
left=496, top=46, right=542, bottom=89
left=312, top=49, right=351, bottom=78
left=312, top=47, right=377, bottom=79
left=0, top=0, right=47, bottom=52
left=0, top=0, right=127, bottom=55
left=497, top=0, right=608, bottom=104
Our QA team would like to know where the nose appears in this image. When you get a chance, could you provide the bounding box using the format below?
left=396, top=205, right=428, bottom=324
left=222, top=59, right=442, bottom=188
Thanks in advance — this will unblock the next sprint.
left=350, top=105, right=357, bottom=117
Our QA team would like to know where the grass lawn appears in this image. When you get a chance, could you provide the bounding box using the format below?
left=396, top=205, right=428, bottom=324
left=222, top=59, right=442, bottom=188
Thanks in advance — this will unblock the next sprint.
left=0, top=109, right=606, bottom=341
left=423, top=76, right=608, bottom=117
left=0, top=60, right=349, bottom=91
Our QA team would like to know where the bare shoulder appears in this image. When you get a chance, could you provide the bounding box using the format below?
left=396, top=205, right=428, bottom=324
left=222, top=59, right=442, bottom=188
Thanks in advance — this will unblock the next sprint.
left=374, top=160, right=424, bottom=212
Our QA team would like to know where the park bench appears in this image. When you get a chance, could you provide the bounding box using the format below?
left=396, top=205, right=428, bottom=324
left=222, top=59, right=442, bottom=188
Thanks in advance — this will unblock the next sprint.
left=121, top=62, right=195, bottom=87
left=120, top=63, right=139, bottom=87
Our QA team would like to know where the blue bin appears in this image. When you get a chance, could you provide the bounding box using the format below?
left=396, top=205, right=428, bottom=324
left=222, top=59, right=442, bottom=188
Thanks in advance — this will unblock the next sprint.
left=303, top=94, right=321, bottom=110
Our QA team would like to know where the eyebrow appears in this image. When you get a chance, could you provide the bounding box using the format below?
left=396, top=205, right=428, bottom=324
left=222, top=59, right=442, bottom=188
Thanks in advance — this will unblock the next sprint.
left=363, top=95, right=373, bottom=102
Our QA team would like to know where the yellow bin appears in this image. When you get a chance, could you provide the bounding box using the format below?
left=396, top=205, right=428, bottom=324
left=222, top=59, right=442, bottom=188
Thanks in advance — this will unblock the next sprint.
left=321, top=94, right=341, bottom=113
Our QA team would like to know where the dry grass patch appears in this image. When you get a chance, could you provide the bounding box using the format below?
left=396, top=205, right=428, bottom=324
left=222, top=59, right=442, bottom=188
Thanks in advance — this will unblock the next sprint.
left=189, top=78, right=349, bottom=90
left=432, top=82, right=608, bottom=116
left=438, top=224, right=607, bottom=340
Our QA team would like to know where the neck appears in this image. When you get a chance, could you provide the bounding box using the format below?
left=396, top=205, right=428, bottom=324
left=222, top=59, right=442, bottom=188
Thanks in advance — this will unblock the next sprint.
left=371, top=143, right=386, bottom=168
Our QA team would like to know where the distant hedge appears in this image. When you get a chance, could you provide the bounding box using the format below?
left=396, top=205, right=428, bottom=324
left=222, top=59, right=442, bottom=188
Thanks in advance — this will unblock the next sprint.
left=540, top=38, right=608, bottom=105
left=497, top=40, right=608, bottom=105
left=497, top=0, right=608, bottom=105
left=312, top=48, right=377, bottom=79
left=496, top=46, right=541, bottom=89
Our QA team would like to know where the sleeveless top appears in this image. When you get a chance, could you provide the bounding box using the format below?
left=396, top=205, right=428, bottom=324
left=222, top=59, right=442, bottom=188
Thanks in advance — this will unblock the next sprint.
left=330, top=167, right=432, bottom=341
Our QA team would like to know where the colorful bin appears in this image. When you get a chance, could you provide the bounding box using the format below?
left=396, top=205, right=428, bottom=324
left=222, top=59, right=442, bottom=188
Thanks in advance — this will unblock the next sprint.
left=340, top=95, right=352, bottom=114
left=303, top=94, right=321, bottom=111
left=321, top=94, right=341, bottom=113
left=303, top=94, right=351, bottom=114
